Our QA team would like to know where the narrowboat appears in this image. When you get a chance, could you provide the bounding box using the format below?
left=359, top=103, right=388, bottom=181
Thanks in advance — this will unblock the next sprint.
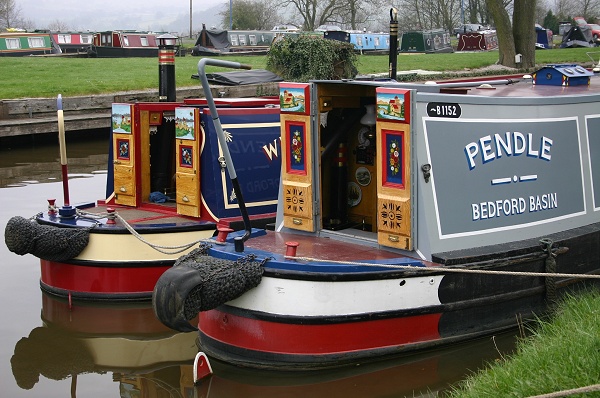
left=88, top=30, right=176, bottom=57
left=0, top=30, right=60, bottom=56
left=51, top=31, right=95, bottom=54
left=324, top=30, right=390, bottom=53
left=456, top=29, right=498, bottom=51
left=399, top=29, right=453, bottom=53
left=4, top=57, right=282, bottom=301
left=153, top=62, right=600, bottom=370
left=192, top=25, right=275, bottom=56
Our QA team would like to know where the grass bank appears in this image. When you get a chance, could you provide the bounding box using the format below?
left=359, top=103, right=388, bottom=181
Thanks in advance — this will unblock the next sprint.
left=1, top=47, right=598, bottom=99
left=448, top=290, right=600, bottom=397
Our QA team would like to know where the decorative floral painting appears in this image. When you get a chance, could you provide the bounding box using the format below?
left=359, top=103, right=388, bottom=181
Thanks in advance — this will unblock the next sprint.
left=175, top=108, right=195, bottom=140
left=180, top=145, right=193, bottom=168
left=382, top=129, right=404, bottom=188
left=117, top=138, right=130, bottom=160
left=286, top=120, right=306, bottom=174
left=112, top=104, right=132, bottom=134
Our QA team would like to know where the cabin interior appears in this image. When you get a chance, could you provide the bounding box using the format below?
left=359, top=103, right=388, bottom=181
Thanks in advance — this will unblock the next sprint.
left=319, top=85, right=379, bottom=234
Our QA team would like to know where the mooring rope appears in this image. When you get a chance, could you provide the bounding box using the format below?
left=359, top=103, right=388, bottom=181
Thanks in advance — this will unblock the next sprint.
left=282, top=256, right=600, bottom=280
left=76, top=209, right=210, bottom=255
left=527, top=383, right=600, bottom=398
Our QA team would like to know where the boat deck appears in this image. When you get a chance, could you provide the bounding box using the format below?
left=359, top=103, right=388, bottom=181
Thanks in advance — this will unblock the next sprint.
left=235, top=230, right=433, bottom=266
left=36, top=202, right=215, bottom=232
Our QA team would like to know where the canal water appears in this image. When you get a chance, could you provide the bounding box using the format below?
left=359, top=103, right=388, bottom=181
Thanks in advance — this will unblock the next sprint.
left=0, top=135, right=520, bottom=397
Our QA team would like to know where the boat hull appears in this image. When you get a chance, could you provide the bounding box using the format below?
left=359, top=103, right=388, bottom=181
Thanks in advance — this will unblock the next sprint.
left=194, top=223, right=600, bottom=370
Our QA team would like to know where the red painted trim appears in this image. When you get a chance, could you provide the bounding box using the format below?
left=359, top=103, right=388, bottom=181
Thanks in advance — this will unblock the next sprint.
left=199, top=310, right=441, bottom=355
left=285, top=119, right=307, bottom=175
left=40, top=260, right=168, bottom=294
left=381, top=128, right=406, bottom=189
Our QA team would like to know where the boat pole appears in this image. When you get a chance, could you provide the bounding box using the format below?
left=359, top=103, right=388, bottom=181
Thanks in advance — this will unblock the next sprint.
left=57, top=95, right=75, bottom=218
left=197, top=58, right=253, bottom=244
left=389, top=8, right=398, bottom=80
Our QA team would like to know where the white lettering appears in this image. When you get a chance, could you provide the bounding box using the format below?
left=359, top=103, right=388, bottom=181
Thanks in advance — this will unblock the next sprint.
left=464, top=132, right=552, bottom=169
left=513, top=132, right=526, bottom=155
left=472, top=194, right=556, bottom=221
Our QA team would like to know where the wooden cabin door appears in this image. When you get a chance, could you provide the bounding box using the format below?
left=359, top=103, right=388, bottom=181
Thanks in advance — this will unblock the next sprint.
left=174, top=107, right=202, bottom=217
left=111, top=103, right=137, bottom=207
left=279, top=83, right=316, bottom=232
left=375, top=88, right=413, bottom=250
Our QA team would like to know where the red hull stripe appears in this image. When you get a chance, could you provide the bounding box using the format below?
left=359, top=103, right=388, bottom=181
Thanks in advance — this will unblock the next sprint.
left=40, top=260, right=168, bottom=294
left=199, top=309, right=441, bottom=355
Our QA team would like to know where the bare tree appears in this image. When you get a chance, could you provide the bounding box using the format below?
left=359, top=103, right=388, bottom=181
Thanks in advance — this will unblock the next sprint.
left=397, top=0, right=462, bottom=32
left=0, top=0, right=24, bottom=30
left=278, top=0, right=347, bottom=31
left=219, top=0, right=280, bottom=30
left=336, top=0, right=388, bottom=31
left=47, top=20, right=70, bottom=32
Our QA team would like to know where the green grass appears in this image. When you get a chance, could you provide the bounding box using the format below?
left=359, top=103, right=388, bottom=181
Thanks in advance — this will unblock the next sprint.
left=448, top=290, right=600, bottom=397
left=0, top=47, right=598, bottom=99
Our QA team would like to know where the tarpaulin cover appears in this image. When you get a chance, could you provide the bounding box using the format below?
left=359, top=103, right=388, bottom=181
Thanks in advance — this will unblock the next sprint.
left=195, top=29, right=230, bottom=50
left=560, top=25, right=594, bottom=48
left=191, top=69, right=283, bottom=86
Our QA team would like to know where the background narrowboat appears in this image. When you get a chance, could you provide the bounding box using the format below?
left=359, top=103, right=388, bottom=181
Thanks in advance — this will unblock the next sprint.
left=51, top=31, right=95, bottom=54
left=0, top=31, right=60, bottom=56
left=324, top=30, right=391, bottom=53
left=89, top=30, right=178, bottom=57
left=456, top=29, right=498, bottom=51
left=399, top=29, right=453, bottom=53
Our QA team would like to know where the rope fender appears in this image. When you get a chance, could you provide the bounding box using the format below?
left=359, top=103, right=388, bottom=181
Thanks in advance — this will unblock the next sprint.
left=152, top=243, right=266, bottom=332
left=4, top=216, right=90, bottom=262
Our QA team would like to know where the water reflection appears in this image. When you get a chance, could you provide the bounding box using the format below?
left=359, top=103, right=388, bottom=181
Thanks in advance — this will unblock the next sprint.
left=0, top=137, right=109, bottom=188
left=11, top=293, right=199, bottom=397
left=11, top=291, right=519, bottom=398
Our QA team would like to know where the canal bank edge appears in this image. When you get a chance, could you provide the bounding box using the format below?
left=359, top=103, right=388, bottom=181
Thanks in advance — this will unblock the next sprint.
left=0, top=82, right=281, bottom=138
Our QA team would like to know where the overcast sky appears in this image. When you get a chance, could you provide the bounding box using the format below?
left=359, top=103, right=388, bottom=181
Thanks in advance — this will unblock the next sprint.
left=18, top=0, right=225, bottom=33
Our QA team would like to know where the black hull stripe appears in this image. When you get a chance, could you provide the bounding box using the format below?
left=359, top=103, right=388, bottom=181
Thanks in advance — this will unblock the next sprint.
left=40, top=281, right=152, bottom=302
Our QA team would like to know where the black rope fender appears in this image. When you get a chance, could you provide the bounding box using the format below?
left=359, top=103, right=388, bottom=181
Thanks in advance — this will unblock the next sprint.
left=540, top=238, right=567, bottom=306
left=4, top=215, right=91, bottom=262
left=152, top=242, right=267, bottom=332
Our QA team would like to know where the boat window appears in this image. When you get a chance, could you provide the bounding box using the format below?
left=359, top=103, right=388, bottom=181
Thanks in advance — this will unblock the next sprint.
left=80, top=34, right=93, bottom=44
left=141, top=36, right=148, bottom=46
left=123, top=36, right=129, bottom=46
left=239, top=35, right=247, bottom=45
left=5, top=38, right=20, bottom=49
left=249, top=35, right=257, bottom=45
left=58, top=34, right=71, bottom=44
left=28, top=37, right=45, bottom=48
left=356, top=36, right=363, bottom=46
left=374, top=37, right=380, bottom=46
left=230, top=35, right=238, bottom=46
